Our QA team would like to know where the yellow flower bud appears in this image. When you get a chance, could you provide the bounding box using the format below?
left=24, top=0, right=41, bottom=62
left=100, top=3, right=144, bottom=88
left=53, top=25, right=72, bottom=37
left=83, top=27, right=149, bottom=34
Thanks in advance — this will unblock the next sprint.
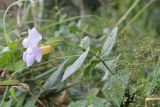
left=40, top=45, right=53, bottom=55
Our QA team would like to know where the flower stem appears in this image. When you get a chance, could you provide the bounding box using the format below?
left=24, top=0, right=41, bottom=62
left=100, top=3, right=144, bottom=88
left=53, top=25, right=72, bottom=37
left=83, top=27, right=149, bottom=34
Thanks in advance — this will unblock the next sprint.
left=3, top=2, right=18, bottom=45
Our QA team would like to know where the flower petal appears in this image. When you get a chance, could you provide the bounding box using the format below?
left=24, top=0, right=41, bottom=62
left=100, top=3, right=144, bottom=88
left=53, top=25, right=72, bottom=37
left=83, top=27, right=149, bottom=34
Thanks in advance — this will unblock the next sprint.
left=34, top=47, right=42, bottom=62
left=23, top=52, right=27, bottom=61
left=26, top=54, right=35, bottom=67
left=28, top=27, right=42, bottom=46
left=23, top=47, right=36, bottom=66
left=22, top=38, right=29, bottom=48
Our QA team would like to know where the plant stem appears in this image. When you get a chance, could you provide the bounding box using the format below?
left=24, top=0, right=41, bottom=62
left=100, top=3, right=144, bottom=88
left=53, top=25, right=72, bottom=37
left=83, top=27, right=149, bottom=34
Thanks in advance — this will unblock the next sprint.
left=145, top=97, right=160, bottom=107
left=5, top=70, right=45, bottom=107
left=0, top=86, right=9, bottom=107
left=89, top=51, right=112, bottom=73
left=3, top=0, right=32, bottom=46
left=3, top=2, right=18, bottom=45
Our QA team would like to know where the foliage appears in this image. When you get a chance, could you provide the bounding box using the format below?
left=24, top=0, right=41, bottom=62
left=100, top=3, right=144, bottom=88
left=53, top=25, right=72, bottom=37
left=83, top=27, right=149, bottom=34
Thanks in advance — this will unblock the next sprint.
left=0, top=0, right=160, bottom=107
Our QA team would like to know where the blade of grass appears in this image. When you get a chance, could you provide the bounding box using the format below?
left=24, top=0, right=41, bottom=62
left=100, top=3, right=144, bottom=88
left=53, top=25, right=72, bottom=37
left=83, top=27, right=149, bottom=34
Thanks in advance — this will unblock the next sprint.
left=115, top=0, right=140, bottom=26
left=122, top=0, right=155, bottom=32
left=40, top=15, right=100, bottom=31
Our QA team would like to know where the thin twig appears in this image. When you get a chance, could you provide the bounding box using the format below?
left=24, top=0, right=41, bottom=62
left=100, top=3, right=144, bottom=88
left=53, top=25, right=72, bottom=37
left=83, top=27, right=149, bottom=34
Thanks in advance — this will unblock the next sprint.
left=0, top=86, right=9, bottom=107
left=145, top=97, right=160, bottom=107
left=89, top=51, right=112, bottom=73
left=4, top=70, right=46, bottom=107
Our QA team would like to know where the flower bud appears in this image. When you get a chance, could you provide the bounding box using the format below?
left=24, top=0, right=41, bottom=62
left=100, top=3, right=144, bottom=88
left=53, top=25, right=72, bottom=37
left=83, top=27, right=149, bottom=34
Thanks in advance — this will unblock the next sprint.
left=40, top=45, right=53, bottom=55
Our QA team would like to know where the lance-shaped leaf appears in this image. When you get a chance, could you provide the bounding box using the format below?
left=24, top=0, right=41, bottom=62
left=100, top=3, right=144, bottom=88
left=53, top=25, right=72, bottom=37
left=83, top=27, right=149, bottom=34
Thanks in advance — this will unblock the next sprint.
left=9, top=87, right=18, bottom=102
left=0, top=80, right=18, bottom=86
left=42, top=60, right=68, bottom=92
left=79, top=36, right=90, bottom=49
left=61, top=48, right=89, bottom=82
left=100, top=27, right=118, bottom=59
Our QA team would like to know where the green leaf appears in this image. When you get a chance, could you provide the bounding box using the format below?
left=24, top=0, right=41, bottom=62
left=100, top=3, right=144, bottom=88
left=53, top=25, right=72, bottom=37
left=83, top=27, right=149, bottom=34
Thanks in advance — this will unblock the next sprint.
left=0, top=41, right=21, bottom=68
left=69, top=25, right=78, bottom=34
left=0, top=100, right=12, bottom=107
left=83, top=59, right=99, bottom=78
left=5, top=60, right=25, bottom=71
left=86, top=88, right=106, bottom=107
left=68, top=84, right=87, bottom=100
left=42, top=60, right=68, bottom=92
left=61, top=48, right=89, bottom=82
left=87, top=97, right=104, bottom=107
left=6, top=91, right=26, bottom=107
left=9, top=87, right=18, bottom=102
left=0, top=80, right=18, bottom=86
left=68, top=100, right=88, bottom=107
left=8, top=41, right=20, bottom=51
left=24, top=98, right=36, bottom=107
left=102, top=69, right=130, bottom=107
left=100, top=27, right=118, bottom=59
left=0, top=52, right=11, bottom=67
left=79, top=36, right=90, bottom=49
left=15, top=92, right=26, bottom=107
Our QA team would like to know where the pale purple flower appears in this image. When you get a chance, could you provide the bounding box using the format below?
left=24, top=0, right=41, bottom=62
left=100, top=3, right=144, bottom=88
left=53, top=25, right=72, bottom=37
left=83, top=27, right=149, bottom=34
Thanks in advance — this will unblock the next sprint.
left=22, top=28, right=42, bottom=48
left=22, top=27, right=42, bottom=67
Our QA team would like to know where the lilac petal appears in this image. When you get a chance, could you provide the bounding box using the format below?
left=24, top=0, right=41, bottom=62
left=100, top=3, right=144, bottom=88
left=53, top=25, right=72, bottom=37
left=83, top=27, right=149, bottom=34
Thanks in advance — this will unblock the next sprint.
left=22, top=38, right=29, bottom=48
left=28, top=27, right=42, bottom=46
left=30, top=27, right=42, bottom=41
left=33, top=47, right=42, bottom=62
left=26, top=54, right=35, bottom=67
left=23, top=47, right=35, bottom=67
left=23, top=52, right=27, bottom=61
